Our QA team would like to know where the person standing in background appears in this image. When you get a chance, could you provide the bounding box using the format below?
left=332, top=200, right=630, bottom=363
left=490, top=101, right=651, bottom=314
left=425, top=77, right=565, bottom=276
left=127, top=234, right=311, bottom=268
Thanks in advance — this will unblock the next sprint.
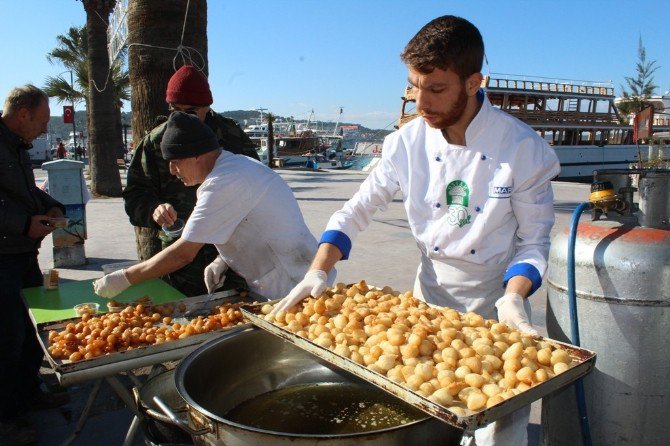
left=56, top=141, right=66, bottom=159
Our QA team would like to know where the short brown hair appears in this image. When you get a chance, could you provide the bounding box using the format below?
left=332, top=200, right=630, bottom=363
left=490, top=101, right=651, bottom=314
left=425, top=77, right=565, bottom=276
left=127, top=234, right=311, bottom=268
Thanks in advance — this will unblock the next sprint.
left=400, top=15, right=484, bottom=79
left=2, top=84, right=49, bottom=116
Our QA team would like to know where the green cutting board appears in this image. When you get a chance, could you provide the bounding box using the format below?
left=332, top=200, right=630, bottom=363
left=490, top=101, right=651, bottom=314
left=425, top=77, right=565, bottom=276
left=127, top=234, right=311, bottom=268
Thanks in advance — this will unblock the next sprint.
left=23, top=278, right=185, bottom=324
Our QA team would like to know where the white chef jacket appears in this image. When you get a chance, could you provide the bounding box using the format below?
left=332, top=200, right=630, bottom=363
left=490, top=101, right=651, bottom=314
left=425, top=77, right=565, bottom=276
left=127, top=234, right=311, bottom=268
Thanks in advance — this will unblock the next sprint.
left=321, top=93, right=560, bottom=317
left=182, top=151, right=321, bottom=300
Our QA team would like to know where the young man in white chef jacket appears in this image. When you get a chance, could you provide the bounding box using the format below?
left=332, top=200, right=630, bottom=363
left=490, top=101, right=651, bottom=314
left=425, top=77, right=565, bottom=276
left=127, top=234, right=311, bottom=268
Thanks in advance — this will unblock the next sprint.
left=274, top=15, right=560, bottom=446
left=94, top=111, right=331, bottom=301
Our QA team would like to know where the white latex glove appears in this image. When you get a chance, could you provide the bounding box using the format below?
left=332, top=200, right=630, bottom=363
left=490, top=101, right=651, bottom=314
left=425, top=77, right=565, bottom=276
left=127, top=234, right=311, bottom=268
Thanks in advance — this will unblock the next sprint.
left=204, top=257, right=229, bottom=293
left=272, top=270, right=328, bottom=314
left=495, top=292, right=538, bottom=336
left=93, top=269, right=131, bottom=298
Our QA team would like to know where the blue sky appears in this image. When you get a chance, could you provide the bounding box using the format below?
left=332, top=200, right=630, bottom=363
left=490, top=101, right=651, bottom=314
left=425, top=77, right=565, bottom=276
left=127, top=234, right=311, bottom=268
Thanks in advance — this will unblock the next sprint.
left=1, top=0, right=668, bottom=130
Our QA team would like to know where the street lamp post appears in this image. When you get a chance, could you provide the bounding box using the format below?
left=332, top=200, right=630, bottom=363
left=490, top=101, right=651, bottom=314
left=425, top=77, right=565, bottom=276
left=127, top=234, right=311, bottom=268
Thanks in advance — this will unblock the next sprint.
left=59, top=70, right=77, bottom=153
left=68, top=70, right=77, bottom=153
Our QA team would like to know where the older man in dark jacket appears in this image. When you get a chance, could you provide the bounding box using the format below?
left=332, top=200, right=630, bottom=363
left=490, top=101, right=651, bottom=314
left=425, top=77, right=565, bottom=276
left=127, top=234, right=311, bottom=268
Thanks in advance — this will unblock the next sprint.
left=0, top=85, right=68, bottom=444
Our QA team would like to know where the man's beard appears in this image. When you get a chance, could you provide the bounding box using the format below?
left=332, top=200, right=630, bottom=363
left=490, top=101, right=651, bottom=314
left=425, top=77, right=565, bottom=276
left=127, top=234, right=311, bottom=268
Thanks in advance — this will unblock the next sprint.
left=422, top=85, right=468, bottom=130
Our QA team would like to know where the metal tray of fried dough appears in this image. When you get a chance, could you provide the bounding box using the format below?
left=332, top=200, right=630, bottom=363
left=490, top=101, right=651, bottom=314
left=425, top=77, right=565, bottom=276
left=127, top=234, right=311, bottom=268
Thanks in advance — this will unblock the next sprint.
left=37, top=289, right=263, bottom=386
left=242, top=301, right=596, bottom=430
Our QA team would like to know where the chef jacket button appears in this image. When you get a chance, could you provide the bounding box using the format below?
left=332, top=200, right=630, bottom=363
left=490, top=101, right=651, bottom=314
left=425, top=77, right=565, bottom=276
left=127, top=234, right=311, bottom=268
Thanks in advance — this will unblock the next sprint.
left=434, top=247, right=439, bottom=252
left=481, top=155, right=487, bottom=160
left=435, top=202, right=441, bottom=208
left=475, top=206, right=481, bottom=212
left=435, top=156, right=441, bottom=162
left=470, top=249, right=476, bottom=254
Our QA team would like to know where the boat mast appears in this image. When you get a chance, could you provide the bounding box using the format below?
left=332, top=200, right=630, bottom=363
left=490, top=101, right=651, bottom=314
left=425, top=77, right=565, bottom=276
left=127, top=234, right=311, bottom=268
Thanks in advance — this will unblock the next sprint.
left=256, top=107, right=267, bottom=126
left=333, top=107, right=343, bottom=136
left=306, top=109, right=315, bottom=131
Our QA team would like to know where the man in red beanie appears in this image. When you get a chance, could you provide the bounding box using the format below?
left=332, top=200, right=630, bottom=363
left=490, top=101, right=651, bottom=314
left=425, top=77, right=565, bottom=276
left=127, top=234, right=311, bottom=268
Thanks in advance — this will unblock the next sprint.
left=123, top=65, right=260, bottom=296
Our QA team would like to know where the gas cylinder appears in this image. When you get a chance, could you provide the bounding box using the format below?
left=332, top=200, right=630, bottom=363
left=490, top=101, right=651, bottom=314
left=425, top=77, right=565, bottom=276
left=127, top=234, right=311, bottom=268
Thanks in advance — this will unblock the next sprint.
left=542, top=169, right=670, bottom=445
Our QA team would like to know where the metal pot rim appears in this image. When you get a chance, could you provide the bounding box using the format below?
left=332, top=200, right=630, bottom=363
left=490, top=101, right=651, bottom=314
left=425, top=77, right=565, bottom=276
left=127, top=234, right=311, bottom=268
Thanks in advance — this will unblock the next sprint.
left=175, top=326, right=436, bottom=438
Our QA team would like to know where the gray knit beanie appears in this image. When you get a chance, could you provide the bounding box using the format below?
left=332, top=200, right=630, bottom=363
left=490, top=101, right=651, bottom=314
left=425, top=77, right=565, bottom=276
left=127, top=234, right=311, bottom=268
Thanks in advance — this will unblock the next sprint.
left=160, top=111, right=219, bottom=160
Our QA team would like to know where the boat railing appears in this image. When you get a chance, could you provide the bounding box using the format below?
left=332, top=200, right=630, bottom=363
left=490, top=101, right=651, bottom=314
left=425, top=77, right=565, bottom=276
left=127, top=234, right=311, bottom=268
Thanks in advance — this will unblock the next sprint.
left=483, top=74, right=614, bottom=97
left=506, top=109, right=621, bottom=125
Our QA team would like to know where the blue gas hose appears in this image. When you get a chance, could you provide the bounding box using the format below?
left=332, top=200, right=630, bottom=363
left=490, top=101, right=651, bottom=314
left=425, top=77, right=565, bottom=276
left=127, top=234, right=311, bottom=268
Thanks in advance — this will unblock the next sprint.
left=567, top=202, right=593, bottom=446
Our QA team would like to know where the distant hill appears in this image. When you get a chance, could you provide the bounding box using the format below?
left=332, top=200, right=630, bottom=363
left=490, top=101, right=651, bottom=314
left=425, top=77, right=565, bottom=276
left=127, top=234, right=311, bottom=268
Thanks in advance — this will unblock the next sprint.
left=218, top=110, right=392, bottom=139
left=47, top=109, right=391, bottom=143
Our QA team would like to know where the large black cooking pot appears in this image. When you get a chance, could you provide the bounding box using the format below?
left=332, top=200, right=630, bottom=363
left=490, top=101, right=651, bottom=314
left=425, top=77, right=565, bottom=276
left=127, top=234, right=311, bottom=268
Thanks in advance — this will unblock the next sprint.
left=157, top=326, right=463, bottom=445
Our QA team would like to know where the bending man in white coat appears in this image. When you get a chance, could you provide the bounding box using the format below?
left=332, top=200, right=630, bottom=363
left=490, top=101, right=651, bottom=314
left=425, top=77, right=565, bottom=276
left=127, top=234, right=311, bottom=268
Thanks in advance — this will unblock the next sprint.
left=274, top=15, right=560, bottom=446
left=94, top=111, right=330, bottom=300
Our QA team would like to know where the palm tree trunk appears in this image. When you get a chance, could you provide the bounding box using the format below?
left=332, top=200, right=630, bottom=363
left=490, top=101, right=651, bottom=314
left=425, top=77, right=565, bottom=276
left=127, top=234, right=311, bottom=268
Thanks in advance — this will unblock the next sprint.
left=127, top=0, right=208, bottom=259
left=134, top=226, right=162, bottom=261
left=128, top=0, right=208, bottom=138
left=83, top=0, right=123, bottom=197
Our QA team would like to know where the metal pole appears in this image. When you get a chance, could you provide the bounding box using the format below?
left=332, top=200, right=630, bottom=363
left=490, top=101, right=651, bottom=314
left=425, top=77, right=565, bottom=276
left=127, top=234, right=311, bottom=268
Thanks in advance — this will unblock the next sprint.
left=70, top=70, right=77, bottom=152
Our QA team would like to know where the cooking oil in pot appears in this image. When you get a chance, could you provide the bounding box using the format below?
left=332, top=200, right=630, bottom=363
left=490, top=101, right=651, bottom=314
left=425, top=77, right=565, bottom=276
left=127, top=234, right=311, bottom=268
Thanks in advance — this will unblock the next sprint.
left=224, top=382, right=425, bottom=434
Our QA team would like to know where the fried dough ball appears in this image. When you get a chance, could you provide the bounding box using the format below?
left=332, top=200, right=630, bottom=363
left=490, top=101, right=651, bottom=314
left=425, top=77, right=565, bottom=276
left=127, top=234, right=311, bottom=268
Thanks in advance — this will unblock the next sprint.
left=551, top=348, right=570, bottom=366
left=375, top=354, right=398, bottom=372
left=554, top=362, right=570, bottom=374
left=535, top=368, right=549, bottom=383
left=537, top=347, right=552, bottom=366
left=467, top=390, right=488, bottom=411
left=460, top=356, right=482, bottom=374
left=516, top=366, right=534, bottom=385
left=486, top=394, right=505, bottom=408
left=437, top=369, right=456, bottom=388
left=464, top=373, right=486, bottom=388
left=429, top=388, right=454, bottom=406
left=482, top=383, right=502, bottom=398
left=455, top=365, right=471, bottom=380
left=418, top=382, right=436, bottom=397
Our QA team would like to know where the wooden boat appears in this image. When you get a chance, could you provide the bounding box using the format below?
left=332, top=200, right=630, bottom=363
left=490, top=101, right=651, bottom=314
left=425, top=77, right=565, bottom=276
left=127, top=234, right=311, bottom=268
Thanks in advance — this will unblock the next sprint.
left=398, top=74, right=670, bottom=181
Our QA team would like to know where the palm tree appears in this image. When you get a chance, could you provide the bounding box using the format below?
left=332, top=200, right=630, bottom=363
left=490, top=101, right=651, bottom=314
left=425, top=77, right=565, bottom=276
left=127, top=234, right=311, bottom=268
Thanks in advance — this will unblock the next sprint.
left=44, top=27, right=88, bottom=106
left=618, top=36, right=660, bottom=117
left=266, top=113, right=275, bottom=168
left=44, top=25, right=130, bottom=160
left=81, top=0, right=124, bottom=197
left=127, top=0, right=208, bottom=261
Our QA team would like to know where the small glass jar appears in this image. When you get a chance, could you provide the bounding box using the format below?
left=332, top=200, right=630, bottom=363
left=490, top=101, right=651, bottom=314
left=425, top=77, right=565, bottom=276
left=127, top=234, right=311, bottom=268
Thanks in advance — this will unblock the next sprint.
left=42, top=269, right=59, bottom=290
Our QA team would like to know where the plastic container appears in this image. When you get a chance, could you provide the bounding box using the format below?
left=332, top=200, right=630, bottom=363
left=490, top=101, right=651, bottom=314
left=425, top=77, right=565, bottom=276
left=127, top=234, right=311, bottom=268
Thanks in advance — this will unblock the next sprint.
left=161, top=218, right=184, bottom=238
left=74, top=302, right=100, bottom=316
left=42, top=269, right=59, bottom=290
left=107, top=300, right=125, bottom=313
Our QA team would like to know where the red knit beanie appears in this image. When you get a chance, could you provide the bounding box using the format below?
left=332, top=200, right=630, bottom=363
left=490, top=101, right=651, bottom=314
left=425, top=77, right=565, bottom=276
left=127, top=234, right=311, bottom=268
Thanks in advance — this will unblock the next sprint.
left=165, top=66, right=213, bottom=106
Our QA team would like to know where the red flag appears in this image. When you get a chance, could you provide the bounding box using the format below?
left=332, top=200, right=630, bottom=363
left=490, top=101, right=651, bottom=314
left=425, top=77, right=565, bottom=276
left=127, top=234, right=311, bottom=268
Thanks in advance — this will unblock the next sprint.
left=63, top=105, right=74, bottom=124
